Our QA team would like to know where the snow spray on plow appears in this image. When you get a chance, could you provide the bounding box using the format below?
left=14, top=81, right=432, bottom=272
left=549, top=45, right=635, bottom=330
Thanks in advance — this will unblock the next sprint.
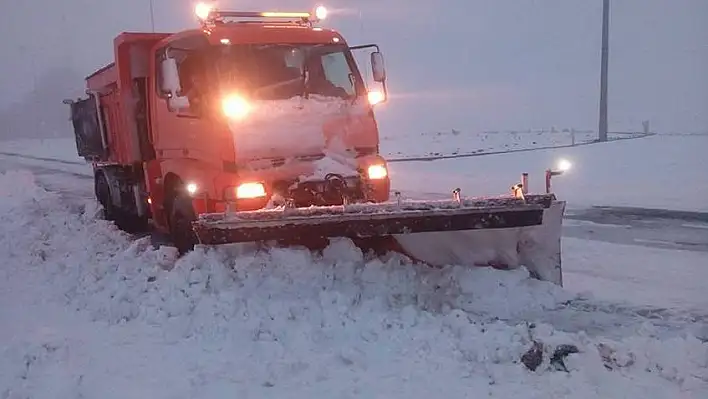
left=192, top=171, right=568, bottom=286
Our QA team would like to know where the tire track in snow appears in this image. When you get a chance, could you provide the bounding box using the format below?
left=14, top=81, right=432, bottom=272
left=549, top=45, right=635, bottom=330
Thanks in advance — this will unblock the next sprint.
left=521, top=298, right=708, bottom=341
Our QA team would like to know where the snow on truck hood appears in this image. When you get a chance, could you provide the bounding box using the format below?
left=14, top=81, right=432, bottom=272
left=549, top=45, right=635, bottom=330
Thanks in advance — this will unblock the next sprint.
left=227, top=95, right=370, bottom=158
left=297, top=151, right=359, bottom=182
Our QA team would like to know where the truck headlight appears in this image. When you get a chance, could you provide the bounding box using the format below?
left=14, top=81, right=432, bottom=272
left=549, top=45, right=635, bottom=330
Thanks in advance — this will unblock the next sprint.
left=222, top=94, right=250, bottom=119
left=367, top=90, right=385, bottom=105
left=367, top=164, right=388, bottom=180
left=236, top=182, right=266, bottom=199
left=186, top=182, right=199, bottom=195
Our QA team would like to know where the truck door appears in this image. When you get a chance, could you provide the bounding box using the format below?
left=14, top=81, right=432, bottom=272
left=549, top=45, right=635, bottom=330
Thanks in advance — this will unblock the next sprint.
left=152, top=36, right=233, bottom=163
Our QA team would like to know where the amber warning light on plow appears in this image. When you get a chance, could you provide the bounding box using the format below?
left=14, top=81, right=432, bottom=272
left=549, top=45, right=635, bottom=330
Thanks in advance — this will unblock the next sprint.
left=545, top=158, right=572, bottom=193
left=314, top=5, right=328, bottom=20
left=557, top=159, right=572, bottom=172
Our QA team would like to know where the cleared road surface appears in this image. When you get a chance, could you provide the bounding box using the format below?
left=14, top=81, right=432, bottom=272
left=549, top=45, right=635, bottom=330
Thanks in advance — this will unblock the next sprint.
left=564, top=206, right=708, bottom=253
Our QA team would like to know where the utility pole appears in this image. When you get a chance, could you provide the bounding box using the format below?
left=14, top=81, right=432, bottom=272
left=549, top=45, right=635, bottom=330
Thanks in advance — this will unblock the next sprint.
left=598, top=0, right=610, bottom=142
left=149, top=0, right=156, bottom=32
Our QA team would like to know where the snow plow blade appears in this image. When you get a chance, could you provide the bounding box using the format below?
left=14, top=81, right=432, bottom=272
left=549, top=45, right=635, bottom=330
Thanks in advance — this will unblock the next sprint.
left=192, top=194, right=566, bottom=285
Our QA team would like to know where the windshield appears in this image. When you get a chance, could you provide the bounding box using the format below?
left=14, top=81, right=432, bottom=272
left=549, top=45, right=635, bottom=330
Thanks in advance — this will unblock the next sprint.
left=178, top=43, right=364, bottom=102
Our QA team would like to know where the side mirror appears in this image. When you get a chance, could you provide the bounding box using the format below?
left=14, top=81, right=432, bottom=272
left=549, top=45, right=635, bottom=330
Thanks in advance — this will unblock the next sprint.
left=167, top=96, right=190, bottom=111
left=371, top=51, right=386, bottom=82
left=159, top=56, right=191, bottom=111
left=160, top=57, right=182, bottom=96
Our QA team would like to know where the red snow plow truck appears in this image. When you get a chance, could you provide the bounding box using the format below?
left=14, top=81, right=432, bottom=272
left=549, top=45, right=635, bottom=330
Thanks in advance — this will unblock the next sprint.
left=64, top=3, right=567, bottom=285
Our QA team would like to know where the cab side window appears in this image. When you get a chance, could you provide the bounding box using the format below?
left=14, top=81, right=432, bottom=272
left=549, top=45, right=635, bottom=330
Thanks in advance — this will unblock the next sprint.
left=177, top=54, right=207, bottom=114
left=155, top=36, right=209, bottom=116
left=305, top=50, right=356, bottom=99
left=319, top=51, right=355, bottom=97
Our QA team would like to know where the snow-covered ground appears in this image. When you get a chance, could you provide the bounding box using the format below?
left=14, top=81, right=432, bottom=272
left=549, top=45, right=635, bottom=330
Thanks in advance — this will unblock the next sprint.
left=388, top=133, right=708, bottom=213
left=1, top=169, right=707, bottom=398
left=1, top=133, right=707, bottom=398
left=0, top=138, right=85, bottom=163
left=0, top=137, right=90, bottom=177
left=562, top=237, right=708, bottom=311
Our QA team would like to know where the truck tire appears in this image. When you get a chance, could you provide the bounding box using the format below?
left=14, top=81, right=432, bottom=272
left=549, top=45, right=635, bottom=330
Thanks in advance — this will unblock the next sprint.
left=168, top=193, right=198, bottom=255
left=95, top=172, right=148, bottom=234
left=95, top=173, right=117, bottom=222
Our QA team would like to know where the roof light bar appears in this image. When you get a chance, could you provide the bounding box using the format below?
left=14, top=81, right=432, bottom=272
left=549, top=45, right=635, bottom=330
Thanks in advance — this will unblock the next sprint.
left=206, top=11, right=312, bottom=20
left=194, top=2, right=328, bottom=27
left=261, top=11, right=312, bottom=18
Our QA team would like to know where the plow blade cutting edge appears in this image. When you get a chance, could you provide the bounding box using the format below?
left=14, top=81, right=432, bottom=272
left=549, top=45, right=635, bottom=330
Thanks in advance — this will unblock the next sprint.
left=192, top=194, right=566, bottom=286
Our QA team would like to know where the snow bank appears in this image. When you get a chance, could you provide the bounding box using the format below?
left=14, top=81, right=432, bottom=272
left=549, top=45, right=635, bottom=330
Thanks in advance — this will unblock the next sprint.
left=1, top=169, right=707, bottom=398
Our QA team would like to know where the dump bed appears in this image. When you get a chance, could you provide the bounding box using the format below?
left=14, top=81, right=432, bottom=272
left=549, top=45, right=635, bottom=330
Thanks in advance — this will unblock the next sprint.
left=68, top=32, right=169, bottom=164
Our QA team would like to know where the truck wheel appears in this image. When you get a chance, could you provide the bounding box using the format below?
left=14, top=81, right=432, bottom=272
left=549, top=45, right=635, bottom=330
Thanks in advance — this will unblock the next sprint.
left=168, top=193, right=198, bottom=255
left=95, top=172, right=148, bottom=233
left=95, top=173, right=116, bottom=221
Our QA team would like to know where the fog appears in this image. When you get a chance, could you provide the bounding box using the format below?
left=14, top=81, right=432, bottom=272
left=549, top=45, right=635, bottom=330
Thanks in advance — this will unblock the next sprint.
left=1, top=0, right=706, bottom=139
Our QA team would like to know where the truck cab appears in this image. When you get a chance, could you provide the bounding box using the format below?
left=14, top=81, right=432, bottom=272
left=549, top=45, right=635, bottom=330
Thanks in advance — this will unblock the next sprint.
left=66, top=4, right=391, bottom=252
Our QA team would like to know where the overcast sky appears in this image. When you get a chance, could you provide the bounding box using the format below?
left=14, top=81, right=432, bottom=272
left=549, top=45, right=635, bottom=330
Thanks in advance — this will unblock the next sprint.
left=1, top=0, right=706, bottom=135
